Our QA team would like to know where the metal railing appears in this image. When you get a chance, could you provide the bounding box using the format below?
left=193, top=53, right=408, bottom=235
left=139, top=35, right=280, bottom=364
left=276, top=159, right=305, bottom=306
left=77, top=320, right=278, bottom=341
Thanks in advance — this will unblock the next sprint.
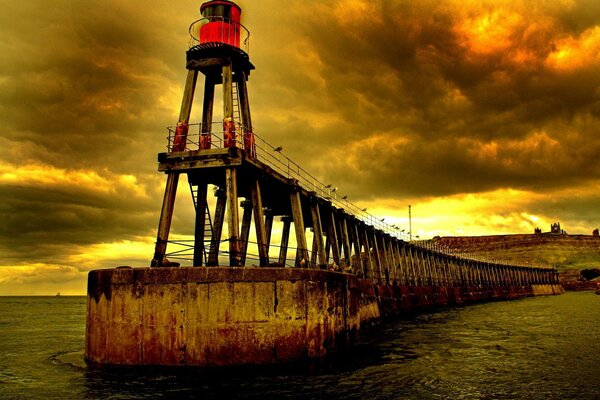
left=165, top=122, right=553, bottom=270
left=188, top=17, right=250, bottom=54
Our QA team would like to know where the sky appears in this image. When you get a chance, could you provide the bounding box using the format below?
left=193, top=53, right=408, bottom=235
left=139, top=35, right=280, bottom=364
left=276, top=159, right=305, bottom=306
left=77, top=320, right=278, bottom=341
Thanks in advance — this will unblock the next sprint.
left=1, top=0, right=599, bottom=295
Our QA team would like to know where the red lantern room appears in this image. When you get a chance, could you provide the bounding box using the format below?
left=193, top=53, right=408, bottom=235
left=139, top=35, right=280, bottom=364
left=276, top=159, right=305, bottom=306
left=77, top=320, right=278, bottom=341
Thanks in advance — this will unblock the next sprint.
left=199, top=0, right=243, bottom=49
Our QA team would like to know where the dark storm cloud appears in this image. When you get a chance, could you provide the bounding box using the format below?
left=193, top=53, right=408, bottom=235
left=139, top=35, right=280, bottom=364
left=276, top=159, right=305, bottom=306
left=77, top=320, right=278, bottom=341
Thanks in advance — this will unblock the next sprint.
left=0, top=0, right=191, bottom=172
left=252, top=0, right=600, bottom=200
left=1, top=0, right=600, bottom=282
left=0, top=0, right=201, bottom=267
left=0, top=171, right=159, bottom=264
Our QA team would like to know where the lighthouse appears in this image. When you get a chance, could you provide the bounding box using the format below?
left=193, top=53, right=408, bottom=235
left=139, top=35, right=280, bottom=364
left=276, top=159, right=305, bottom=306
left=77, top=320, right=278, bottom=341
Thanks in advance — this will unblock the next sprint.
left=151, top=0, right=259, bottom=268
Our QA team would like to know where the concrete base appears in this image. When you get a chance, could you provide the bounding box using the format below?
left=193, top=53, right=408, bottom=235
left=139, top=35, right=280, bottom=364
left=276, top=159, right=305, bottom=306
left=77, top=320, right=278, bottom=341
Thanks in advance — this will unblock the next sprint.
left=85, top=267, right=563, bottom=367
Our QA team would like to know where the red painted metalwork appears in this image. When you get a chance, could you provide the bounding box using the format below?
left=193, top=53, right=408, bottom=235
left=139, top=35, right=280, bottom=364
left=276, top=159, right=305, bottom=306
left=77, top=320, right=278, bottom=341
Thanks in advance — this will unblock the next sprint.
left=199, top=132, right=211, bottom=150
left=172, top=122, right=189, bottom=152
left=199, top=1, right=242, bottom=48
left=243, top=130, right=256, bottom=157
left=223, top=117, right=236, bottom=148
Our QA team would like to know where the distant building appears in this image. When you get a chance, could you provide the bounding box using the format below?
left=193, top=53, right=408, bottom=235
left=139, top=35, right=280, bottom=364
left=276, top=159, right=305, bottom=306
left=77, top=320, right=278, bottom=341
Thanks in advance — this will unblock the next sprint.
left=550, top=222, right=566, bottom=235
left=534, top=227, right=542, bottom=234
left=593, top=229, right=599, bottom=237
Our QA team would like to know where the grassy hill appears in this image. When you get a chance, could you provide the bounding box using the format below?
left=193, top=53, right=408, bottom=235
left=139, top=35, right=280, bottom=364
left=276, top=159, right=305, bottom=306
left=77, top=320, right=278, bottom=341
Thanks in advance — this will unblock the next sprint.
left=432, top=234, right=600, bottom=272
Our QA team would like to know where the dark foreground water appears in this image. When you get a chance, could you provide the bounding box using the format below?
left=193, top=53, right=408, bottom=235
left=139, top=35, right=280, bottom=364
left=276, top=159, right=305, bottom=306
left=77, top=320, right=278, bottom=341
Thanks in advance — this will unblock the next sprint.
left=0, top=292, right=599, bottom=399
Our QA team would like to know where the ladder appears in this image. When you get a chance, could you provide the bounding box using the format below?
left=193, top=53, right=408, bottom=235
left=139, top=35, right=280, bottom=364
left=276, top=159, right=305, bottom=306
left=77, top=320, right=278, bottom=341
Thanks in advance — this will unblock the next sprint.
left=189, top=182, right=213, bottom=265
left=232, top=81, right=242, bottom=127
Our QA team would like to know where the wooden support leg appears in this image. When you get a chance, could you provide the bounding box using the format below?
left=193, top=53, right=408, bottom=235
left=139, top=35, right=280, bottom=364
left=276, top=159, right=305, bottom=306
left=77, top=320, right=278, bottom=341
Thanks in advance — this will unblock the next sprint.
left=310, top=197, right=327, bottom=268
left=265, top=209, right=273, bottom=248
left=239, top=200, right=253, bottom=266
left=353, top=223, right=365, bottom=277
left=250, top=179, right=269, bottom=266
left=236, top=70, right=256, bottom=156
left=208, top=188, right=226, bottom=266
left=401, top=245, right=411, bottom=285
left=279, top=216, right=292, bottom=266
left=327, top=208, right=341, bottom=267
left=409, top=246, right=418, bottom=285
left=391, top=239, right=402, bottom=284
left=290, top=187, right=309, bottom=267
left=226, top=167, right=240, bottom=266
left=370, top=230, right=383, bottom=283
left=152, top=173, right=180, bottom=267
left=379, top=235, right=391, bottom=284
left=222, top=62, right=236, bottom=148
left=359, top=226, right=374, bottom=279
left=311, top=232, right=318, bottom=266
left=339, top=214, right=352, bottom=269
left=193, top=182, right=208, bottom=266
left=151, top=70, right=198, bottom=267
left=200, top=75, right=215, bottom=149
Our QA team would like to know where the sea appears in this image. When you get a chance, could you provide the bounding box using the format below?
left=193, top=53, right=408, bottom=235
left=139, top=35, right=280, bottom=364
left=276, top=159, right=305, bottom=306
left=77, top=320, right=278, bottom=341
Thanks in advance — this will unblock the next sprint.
left=0, top=291, right=598, bottom=399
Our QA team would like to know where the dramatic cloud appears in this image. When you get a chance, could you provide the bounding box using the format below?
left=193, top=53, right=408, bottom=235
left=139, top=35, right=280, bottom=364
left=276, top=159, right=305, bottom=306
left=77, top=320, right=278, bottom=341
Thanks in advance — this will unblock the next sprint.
left=1, top=0, right=599, bottom=294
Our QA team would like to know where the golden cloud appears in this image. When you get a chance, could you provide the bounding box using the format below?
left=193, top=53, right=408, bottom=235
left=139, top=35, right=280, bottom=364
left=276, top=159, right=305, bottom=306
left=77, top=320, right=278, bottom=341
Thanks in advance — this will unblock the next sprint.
left=546, top=26, right=600, bottom=71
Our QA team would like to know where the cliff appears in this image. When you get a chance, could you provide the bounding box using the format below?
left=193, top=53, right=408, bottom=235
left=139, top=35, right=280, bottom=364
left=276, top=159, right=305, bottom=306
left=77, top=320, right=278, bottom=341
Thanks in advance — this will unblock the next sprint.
left=433, top=233, right=600, bottom=272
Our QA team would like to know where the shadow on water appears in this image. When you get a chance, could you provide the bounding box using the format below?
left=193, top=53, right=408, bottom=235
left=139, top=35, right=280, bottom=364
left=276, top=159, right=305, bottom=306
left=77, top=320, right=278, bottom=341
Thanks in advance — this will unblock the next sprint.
left=78, top=343, right=392, bottom=399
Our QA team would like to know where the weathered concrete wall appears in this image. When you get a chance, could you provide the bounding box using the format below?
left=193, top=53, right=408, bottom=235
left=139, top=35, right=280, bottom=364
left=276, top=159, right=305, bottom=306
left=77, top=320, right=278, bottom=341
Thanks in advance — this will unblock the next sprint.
left=85, top=267, right=378, bottom=366
left=85, top=267, right=563, bottom=367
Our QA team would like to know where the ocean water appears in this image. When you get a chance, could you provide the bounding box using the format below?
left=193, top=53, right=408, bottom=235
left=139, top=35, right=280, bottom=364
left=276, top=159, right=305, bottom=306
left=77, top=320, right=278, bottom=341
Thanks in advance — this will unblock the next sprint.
left=0, top=292, right=598, bottom=399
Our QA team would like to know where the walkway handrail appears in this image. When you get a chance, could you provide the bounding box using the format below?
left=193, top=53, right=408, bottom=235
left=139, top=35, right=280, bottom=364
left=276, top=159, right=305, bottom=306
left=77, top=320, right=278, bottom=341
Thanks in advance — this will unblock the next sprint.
left=165, top=123, right=554, bottom=270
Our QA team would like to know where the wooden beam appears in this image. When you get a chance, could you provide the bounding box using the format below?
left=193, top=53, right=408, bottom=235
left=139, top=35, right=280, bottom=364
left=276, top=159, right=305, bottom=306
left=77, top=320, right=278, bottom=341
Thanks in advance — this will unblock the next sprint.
left=236, top=70, right=252, bottom=129
left=151, top=69, right=199, bottom=267
left=352, top=223, right=365, bottom=277
left=200, top=75, right=215, bottom=149
left=370, top=229, right=383, bottom=283
left=400, top=244, right=411, bottom=285
left=407, top=246, right=418, bottom=286
left=223, top=62, right=233, bottom=120
left=290, top=186, right=309, bottom=267
left=222, top=61, right=237, bottom=149
left=250, top=179, right=269, bottom=266
left=379, top=234, right=391, bottom=284
left=311, top=231, right=318, bottom=266
left=327, top=207, right=341, bottom=267
left=208, top=188, right=226, bottom=266
left=279, top=216, right=292, bottom=265
left=187, top=57, right=228, bottom=70
left=239, top=199, right=253, bottom=266
left=339, top=212, right=352, bottom=269
left=225, top=167, right=240, bottom=266
left=151, top=174, right=179, bottom=267
left=193, top=183, right=208, bottom=266
left=309, top=197, right=327, bottom=268
left=236, top=70, right=255, bottom=156
left=265, top=209, right=273, bottom=248
left=391, top=239, right=402, bottom=284
left=359, top=225, right=374, bottom=279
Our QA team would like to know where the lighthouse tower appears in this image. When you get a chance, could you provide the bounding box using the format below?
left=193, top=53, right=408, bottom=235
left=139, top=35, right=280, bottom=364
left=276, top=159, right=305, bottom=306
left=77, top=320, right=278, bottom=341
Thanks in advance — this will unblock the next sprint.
left=151, top=0, right=262, bottom=268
